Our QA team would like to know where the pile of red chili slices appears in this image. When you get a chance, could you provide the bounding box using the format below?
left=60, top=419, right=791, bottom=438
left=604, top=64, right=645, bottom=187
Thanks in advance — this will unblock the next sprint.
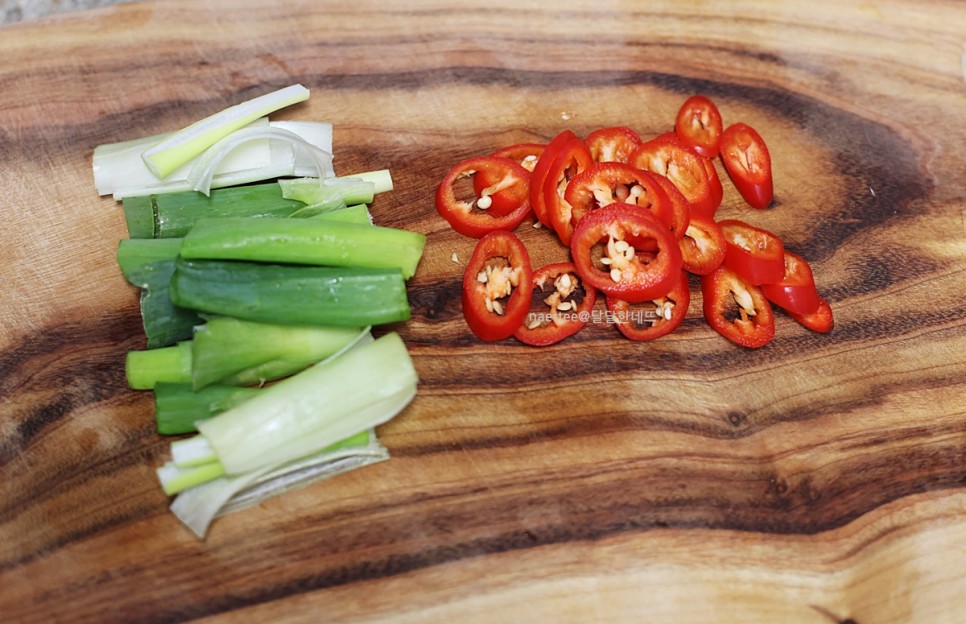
left=435, top=95, right=833, bottom=348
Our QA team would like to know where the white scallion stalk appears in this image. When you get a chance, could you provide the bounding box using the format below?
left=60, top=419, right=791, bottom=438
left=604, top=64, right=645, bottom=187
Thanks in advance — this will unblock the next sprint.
left=196, top=332, right=417, bottom=476
left=94, top=119, right=334, bottom=199
left=141, top=84, right=310, bottom=179
left=186, top=126, right=334, bottom=196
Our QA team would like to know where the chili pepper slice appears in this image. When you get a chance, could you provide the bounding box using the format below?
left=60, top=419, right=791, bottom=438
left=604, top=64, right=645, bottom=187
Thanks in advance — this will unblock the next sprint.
left=650, top=172, right=691, bottom=240
left=470, top=144, right=545, bottom=216
left=544, top=136, right=594, bottom=244
left=514, top=262, right=597, bottom=346
left=462, top=231, right=533, bottom=341
left=530, top=130, right=579, bottom=226
left=607, top=270, right=690, bottom=341
left=719, top=122, right=773, bottom=210
left=584, top=126, right=643, bottom=163
left=760, top=250, right=822, bottom=315
left=788, top=297, right=833, bottom=333
left=563, top=162, right=674, bottom=245
left=436, top=156, right=531, bottom=238
left=702, top=156, right=724, bottom=217
left=678, top=213, right=726, bottom=276
left=700, top=264, right=775, bottom=348
left=718, top=219, right=786, bottom=285
left=570, top=203, right=682, bottom=303
left=630, top=132, right=715, bottom=217
left=674, top=95, right=724, bottom=159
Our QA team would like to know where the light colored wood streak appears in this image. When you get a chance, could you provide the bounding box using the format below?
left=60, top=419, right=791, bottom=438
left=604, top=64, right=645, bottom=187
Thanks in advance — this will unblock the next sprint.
left=1, top=0, right=965, bottom=622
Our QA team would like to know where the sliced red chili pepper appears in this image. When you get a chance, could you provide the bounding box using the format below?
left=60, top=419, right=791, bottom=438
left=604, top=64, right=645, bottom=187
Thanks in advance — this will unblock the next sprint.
left=674, top=95, right=724, bottom=159
left=717, top=219, right=786, bottom=285
left=436, top=156, right=531, bottom=238
left=761, top=250, right=821, bottom=315
left=607, top=270, right=690, bottom=341
left=788, top=297, right=833, bottom=334
left=702, top=156, right=724, bottom=217
left=529, top=130, right=578, bottom=227
left=678, top=213, right=726, bottom=276
left=584, top=126, right=643, bottom=164
left=544, top=137, right=594, bottom=245
left=562, top=162, right=674, bottom=245
left=719, top=122, right=773, bottom=210
left=470, top=143, right=545, bottom=216
left=700, top=264, right=775, bottom=349
left=650, top=172, right=691, bottom=240
left=630, top=132, right=715, bottom=217
left=514, top=262, right=597, bottom=346
left=570, top=203, right=682, bottom=303
left=462, top=231, right=533, bottom=341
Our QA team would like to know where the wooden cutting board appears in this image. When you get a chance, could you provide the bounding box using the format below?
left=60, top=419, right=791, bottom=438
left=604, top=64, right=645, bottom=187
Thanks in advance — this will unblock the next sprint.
left=2, top=1, right=965, bottom=622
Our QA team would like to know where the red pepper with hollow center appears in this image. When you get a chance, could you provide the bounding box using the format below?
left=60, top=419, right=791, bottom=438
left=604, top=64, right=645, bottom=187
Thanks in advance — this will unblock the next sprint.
left=674, top=95, right=724, bottom=159
left=462, top=231, right=533, bottom=341
left=563, top=162, right=674, bottom=245
left=544, top=136, right=594, bottom=245
left=606, top=270, right=690, bottom=341
left=530, top=130, right=579, bottom=227
left=760, top=250, right=822, bottom=315
left=436, top=156, right=531, bottom=238
left=584, top=126, right=643, bottom=164
left=718, top=219, right=786, bottom=285
left=719, top=122, right=773, bottom=210
left=700, top=264, right=775, bottom=348
left=630, top=132, right=715, bottom=218
left=570, top=202, right=682, bottom=303
left=514, top=262, right=597, bottom=346
left=471, top=144, right=545, bottom=215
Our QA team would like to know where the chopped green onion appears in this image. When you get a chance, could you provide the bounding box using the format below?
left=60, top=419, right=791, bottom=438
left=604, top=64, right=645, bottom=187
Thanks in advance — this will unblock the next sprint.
left=303, top=203, right=373, bottom=224
left=117, top=238, right=183, bottom=283
left=125, top=341, right=193, bottom=390
left=125, top=259, right=203, bottom=348
left=278, top=176, right=376, bottom=207
left=191, top=317, right=369, bottom=390
left=169, top=259, right=412, bottom=327
left=179, top=217, right=425, bottom=279
left=186, top=126, right=334, bottom=195
left=142, top=84, right=310, bottom=180
left=154, top=382, right=261, bottom=435
left=194, top=331, right=416, bottom=476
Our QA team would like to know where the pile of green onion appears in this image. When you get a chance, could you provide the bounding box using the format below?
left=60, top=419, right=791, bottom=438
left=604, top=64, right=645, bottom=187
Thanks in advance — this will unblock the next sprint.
left=96, top=85, right=425, bottom=538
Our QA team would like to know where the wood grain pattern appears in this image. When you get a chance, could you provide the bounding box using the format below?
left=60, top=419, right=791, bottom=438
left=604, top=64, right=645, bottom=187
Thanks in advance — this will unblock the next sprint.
left=2, top=0, right=965, bottom=622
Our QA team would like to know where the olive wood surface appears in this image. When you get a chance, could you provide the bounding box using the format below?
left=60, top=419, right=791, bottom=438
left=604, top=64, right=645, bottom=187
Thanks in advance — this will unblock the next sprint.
left=1, top=1, right=965, bottom=622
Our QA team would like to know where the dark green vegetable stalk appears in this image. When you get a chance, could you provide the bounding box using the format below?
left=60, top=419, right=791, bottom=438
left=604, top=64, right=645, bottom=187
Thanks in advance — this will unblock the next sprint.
left=153, top=382, right=261, bottom=435
left=126, top=260, right=204, bottom=349
left=179, top=217, right=425, bottom=279
left=169, top=258, right=412, bottom=327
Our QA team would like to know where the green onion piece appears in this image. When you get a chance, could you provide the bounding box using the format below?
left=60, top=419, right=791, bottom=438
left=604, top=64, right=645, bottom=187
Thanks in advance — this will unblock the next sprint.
left=125, top=341, right=192, bottom=390
left=308, top=204, right=372, bottom=225
left=195, top=332, right=417, bottom=476
left=154, top=383, right=261, bottom=435
left=191, top=317, right=368, bottom=390
left=117, top=238, right=183, bottom=283
left=179, top=217, right=426, bottom=279
left=278, top=176, right=375, bottom=207
left=142, top=84, right=310, bottom=179
left=126, top=259, right=203, bottom=348
left=169, top=258, right=411, bottom=327
left=186, top=126, right=334, bottom=195
left=172, top=435, right=218, bottom=467
left=158, top=460, right=227, bottom=496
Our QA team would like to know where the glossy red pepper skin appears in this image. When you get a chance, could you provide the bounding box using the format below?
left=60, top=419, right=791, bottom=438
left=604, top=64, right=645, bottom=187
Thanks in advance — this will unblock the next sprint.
left=701, top=156, right=724, bottom=217
left=700, top=265, right=776, bottom=349
left=674, top=95, right=724, bottom=159
left=471, top=144, right=545, bottom=216
left=461, top=231, right=533, bottom=341
left=630, top=132, right=715, bottom=218
left=436, top=156, right=531, bottom=237
left=563, top=162, right=674, bottom=245
left=650, top=172, right=691, bottom=240
left=789, top=297, right=834, bottom=333
left=678, top=213, right=726, bottom=276
left=761, top=250, right=822, bottom=315
left=544, top=137, right=594, bottom=245
left=530, top=130, right=579, bottom=227
left=607, top=270, right=690, bottom=341
left=570, top=203, right=682, bottom=303
left=717, top=219, right=786, bottom=285
left=719, top=122, right=773, bottom=210
left=513, top=262, right=597, bottom=346
left=584, top=126, right=643, bottom=163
